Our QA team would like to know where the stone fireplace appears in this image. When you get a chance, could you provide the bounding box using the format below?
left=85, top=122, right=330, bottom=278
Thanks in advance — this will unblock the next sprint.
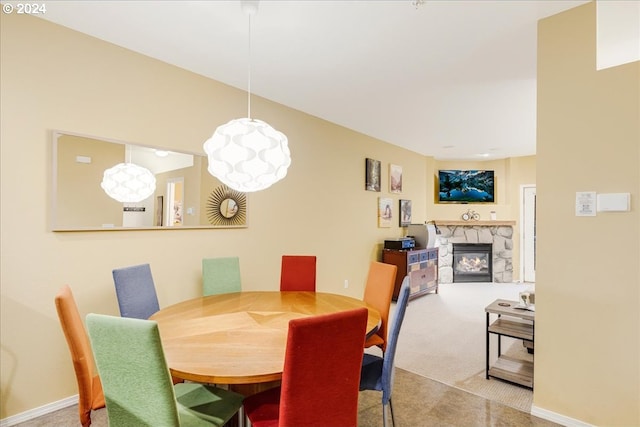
left=433, top=221, right=514, bottom=283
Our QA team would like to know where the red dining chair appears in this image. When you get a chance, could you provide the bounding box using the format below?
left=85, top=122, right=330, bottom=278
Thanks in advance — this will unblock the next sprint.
left=55, top=285, right=106, bottom=427
left=363, top=262, right=397, bottom=352
left=280, top=255, right=317, bottom=292
left=242, top=308, right=368, bottom=427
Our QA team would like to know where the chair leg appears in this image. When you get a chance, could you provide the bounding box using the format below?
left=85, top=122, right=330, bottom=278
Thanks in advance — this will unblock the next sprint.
left=382, top=398, right=395, bottom=427
left=238, top=406, right=245, bottom=427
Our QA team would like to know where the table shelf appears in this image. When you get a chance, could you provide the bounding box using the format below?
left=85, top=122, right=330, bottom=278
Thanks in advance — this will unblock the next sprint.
left=488, top=318, right=534, bottom=341
left=488, top=356, right=534, bottom=388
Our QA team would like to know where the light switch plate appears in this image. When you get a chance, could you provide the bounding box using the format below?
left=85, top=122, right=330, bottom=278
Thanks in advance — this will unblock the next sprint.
left=596, top=193, right=630, bottom=212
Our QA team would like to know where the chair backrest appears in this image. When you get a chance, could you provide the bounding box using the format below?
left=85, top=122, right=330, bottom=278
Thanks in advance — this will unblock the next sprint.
left=363, top=261, right=398, bottom=351
left=112, top=263, right=160, bottom=319
left=280, top=255, right=317, bottom=292
left=86, top=313, right=180, bottom=426
left=381, top=276, right=411, bottom=404
left=202, top=257, right=242, bottom=296
left=279, top=308, right=368, bottom=427
left=55, top=285, right=105, bottom=427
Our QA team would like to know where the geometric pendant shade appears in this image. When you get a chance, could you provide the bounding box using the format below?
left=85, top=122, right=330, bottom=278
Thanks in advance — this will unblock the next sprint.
left=101, top=162, right=156, bottom=203
left=203, top=117, right=291, bottom=193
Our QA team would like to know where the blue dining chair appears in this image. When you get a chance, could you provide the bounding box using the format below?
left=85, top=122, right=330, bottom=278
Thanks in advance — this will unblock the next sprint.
left=359, top=275, right=411, bottom=427
left=112, top=263, right=160, bottom=319
left=202, top=257, right=242, bottom=296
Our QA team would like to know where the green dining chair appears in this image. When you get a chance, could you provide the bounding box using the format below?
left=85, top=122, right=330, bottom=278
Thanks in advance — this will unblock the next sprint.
left=202, top=257, right=242, bottom=296
left=86, top=313, right=244, bottom=426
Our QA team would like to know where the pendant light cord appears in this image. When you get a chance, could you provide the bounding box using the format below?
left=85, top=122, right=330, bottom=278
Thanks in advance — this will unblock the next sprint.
left=247, top=13, right=252, bottom=120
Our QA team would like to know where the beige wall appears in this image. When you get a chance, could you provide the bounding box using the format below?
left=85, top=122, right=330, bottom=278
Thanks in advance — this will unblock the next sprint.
left=55, top=134, right=124, bottom=228
left=536, top=3, right=639, bottom=426
left=2, top=11, right=532, bottom=421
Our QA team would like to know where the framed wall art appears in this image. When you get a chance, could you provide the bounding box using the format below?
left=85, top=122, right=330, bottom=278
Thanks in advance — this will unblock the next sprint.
left=365, top=158, right=381, bottom=192
left=378, top=197, right=392, bottom=228
left=390, top=164, right=402, bottom=193
left=399, top=199, right=412, bottom=226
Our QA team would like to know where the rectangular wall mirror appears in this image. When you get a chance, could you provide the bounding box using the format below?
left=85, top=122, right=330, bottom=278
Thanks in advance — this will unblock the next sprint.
left=51, top=131, right=248, bottom=231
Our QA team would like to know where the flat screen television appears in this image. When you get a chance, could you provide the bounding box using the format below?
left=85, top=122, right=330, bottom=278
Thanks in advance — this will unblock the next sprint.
left=438, top=170, right=495, bottom=203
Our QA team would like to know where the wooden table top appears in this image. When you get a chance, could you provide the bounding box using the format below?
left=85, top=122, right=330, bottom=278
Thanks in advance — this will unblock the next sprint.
left=149, top=291, right=381, bottom=385
left=485, top=298, right=535, bottom=321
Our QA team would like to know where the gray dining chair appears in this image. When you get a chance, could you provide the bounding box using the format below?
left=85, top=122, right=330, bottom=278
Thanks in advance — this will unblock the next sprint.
left=112, top=263, right=160, bottom=319
left=359, top=275, right=411, bottom=427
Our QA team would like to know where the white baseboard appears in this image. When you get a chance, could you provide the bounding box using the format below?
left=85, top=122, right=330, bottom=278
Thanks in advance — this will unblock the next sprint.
left=531, top=405, right=594, bottom=427
left=0, top=395, right=78, bottom=427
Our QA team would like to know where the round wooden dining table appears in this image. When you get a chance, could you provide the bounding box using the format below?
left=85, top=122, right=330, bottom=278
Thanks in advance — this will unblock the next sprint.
left=149, top=291, right=380, bottom=392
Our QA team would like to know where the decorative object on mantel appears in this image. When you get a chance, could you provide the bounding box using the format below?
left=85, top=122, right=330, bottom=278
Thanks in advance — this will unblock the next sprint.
left=378, top=197, right=392, bottom=228
left=100, top=162, right=156, bottom=203
left=203, top=0, right=290, bottom=193
left=461, top=209, right=480, bottom=221
left=390, top=164, right=402, bottom=193
left=399, top=199, right=412, bottom=227
left=206, top=185, right=247, bottom=227
left=365, top=158, right=381, bottom=192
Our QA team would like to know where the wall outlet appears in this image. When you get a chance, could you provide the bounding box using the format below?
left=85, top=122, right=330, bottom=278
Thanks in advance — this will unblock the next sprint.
left=344, top=279, right=349, bottom=288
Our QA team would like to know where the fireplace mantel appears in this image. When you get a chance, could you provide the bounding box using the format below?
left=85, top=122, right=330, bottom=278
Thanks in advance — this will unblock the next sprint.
left=433, top=220, right=516, bottom=226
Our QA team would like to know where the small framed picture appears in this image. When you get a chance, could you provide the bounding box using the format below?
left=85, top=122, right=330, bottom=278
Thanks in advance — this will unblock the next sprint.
left=378, top=197, right=392, bottom=228
left=365, top=158, right=381, bottom=192
left=399, top=199, right=412, bottom=226
left=390, top=164, right=402, bottom=193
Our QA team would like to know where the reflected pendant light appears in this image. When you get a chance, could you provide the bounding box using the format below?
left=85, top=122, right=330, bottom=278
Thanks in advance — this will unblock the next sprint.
left=101, top=162, right=156, bottom=203
left=203, top=0, right=291, bottom=193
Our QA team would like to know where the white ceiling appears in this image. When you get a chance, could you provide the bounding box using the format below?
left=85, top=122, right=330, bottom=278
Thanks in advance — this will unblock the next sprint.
left=34, top=0, right=589, bottom=160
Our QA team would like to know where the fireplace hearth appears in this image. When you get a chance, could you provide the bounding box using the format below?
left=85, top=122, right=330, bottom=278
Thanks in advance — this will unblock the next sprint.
left=452, top=243, right=493, bottom=283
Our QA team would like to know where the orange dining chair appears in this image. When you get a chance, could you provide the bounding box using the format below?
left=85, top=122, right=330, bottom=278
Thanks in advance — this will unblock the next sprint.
left=55, top=285, right=105, bottom=427
left=363, top=261, right=397, bottom=352
left=280, top=255, right=317, bottom=292
left=242, top=307, right=368, bottom=427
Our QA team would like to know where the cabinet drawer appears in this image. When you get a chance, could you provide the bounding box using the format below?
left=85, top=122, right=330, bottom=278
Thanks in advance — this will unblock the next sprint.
left=428, top=249, right=438, bottom=260
left=408, top=253, right=420, bottom=264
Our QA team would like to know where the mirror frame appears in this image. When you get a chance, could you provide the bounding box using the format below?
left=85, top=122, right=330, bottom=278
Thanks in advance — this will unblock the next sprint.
left=51, top=130, right=249, bottom=231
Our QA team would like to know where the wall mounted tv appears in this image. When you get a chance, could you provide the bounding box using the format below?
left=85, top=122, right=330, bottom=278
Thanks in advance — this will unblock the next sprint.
left=438, top=170, right=495, bottom=203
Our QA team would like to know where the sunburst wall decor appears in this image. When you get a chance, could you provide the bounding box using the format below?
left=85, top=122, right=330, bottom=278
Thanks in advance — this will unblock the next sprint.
left=206, top=185, right=247, bottom=226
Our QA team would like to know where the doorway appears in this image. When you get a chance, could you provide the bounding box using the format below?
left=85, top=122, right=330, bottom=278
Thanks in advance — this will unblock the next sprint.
left=521, top=185, right=536, bottom=282
left=166, top=178, right=184, bottom=227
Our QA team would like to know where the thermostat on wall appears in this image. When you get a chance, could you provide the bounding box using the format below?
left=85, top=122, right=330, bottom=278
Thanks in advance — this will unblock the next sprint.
left=596, top=193, right=630, bottom=212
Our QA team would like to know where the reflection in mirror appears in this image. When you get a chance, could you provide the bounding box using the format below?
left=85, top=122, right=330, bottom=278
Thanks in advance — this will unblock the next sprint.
left=52, top=131, right=248, bottom=230
left=220, top=199, right=238, bottom=218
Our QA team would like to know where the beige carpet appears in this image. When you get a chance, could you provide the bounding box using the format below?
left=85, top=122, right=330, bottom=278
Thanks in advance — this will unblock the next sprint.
left=388, top=281, right=535, bottom=413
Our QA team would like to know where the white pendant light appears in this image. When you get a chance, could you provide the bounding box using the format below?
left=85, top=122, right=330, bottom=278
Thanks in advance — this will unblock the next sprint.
left=203, top=0, right=290, bottom=193
left=101, top=162, right=156, bottom=203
